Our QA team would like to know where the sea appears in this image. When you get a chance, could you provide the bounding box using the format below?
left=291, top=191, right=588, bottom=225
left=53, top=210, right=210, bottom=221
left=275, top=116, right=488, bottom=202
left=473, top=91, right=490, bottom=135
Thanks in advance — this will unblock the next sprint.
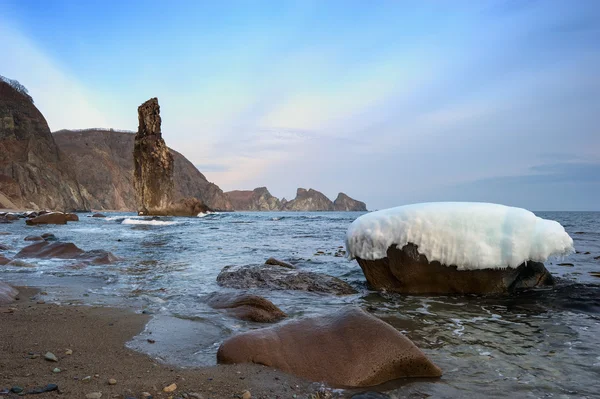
left=1, top=211, right=599, bottom=398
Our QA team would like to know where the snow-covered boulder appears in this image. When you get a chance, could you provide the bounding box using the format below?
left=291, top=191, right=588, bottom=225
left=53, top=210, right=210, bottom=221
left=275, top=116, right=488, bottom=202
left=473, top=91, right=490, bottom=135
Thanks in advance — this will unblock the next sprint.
left=346, top=202, right=574, bottom=294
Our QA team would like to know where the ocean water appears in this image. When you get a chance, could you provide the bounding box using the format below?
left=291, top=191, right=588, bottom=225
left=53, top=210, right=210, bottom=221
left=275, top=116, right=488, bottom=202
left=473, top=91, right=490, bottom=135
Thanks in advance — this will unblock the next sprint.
left=1, top=211, right=599, bottom=397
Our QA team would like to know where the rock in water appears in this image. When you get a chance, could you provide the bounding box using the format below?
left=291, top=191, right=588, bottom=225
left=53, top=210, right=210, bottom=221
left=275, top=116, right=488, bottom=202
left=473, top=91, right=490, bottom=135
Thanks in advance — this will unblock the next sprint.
left=216, top=264, right=356, bottom=295
left=16, top=241, right=119, bottom=265
left=133, top=98, right=174, bottom=215
left=26, top=212, right=78, bottom=225
left=283, top=188, right=334, bottom=211
left=217, top=307, right=441, bottom=387
left=333, top=192, right=367, bottom=211
left=0, top=282, right=18, bottom=304
left=225, top=187, right=282, bottom=211
left=206, top=293, right=287, bottom=323
left=355, top=244, right=555, bottom=294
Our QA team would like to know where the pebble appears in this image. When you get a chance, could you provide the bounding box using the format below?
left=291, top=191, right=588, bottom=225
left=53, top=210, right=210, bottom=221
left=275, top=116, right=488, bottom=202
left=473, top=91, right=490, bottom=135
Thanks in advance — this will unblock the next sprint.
left=53, top=367, right=61, bottom=373
left=82, top=376, right=92, bottom=381
left=30, top=354, right=40, bottom=359
left=65, top=349, right=73, bottom=355
left=108, top=378, right=117, bottom=385
left=241, top=390, right=251, bottom=399
left=188, top=394, right=204, bottom=399
left=141, top=393, right=153, bottom=398
left=44, top=352, right=58, bottom=362
left=10, top=386, right=23, bottom=394
left=86, top=393, right=102, bottom=399
left=163, top=383, right=177, bottom=392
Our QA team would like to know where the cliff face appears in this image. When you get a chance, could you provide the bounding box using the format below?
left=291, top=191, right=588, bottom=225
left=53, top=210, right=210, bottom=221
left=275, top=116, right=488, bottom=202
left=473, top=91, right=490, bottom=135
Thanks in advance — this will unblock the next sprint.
left=54, top=130, right=233, bottom=211
left=133, top=98, right=174, bottom=215
left=284, top=188, right=334, bottom=211
left=226, top=187, right=281, bottom=211
left=0, top=80, right=88, bottom=211
left=333, top=192, right=367, bottom=211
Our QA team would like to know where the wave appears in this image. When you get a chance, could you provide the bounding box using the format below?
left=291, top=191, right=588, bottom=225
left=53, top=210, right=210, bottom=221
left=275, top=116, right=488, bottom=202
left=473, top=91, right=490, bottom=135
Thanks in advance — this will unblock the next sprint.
left=197, top=211, right=219, bottom=218
left=122, top=218, right=178, bottom=226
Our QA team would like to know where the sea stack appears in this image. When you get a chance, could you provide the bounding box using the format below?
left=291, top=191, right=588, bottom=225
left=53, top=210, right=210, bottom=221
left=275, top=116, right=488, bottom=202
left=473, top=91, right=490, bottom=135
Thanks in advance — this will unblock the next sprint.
left=133, top=98, right=174, bottom=215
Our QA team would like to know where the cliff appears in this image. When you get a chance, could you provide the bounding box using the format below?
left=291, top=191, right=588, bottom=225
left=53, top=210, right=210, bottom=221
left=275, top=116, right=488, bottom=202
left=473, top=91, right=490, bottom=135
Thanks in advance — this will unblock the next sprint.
left=54, top=130, right=233, bottom=211
left=333, top=192, right=367, bottom=211
left=0, top=79, right=88, bottom=211
left=283, top=188, right=334, bottom=211
left=225, top=187, right=281, bottom=211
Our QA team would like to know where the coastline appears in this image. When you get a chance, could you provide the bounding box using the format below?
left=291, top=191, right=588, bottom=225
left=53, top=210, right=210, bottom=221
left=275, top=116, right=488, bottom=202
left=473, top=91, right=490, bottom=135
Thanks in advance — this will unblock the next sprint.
left=0, top=285, right=324, bottom=399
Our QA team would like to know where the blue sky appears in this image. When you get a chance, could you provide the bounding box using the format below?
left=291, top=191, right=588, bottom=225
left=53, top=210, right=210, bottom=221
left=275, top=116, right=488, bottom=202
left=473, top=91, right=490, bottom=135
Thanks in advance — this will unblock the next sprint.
left=1, top=0, right=598, bottom=210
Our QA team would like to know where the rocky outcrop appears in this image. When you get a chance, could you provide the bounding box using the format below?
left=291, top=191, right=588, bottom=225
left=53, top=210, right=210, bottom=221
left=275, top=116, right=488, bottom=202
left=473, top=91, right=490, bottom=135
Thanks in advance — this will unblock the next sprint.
left=206, top=293, right=287, bottom=323
left=333, top=193, right=367, bottom=211
left=283, top=188, right=334, bottom=211
left=0, top=282, right=18, bottom=304
left=217, top=307, right=442, bottom=387
left=355, top=243, right=555, bottom=295
left=216, top=264, right=356, bottom=295
left=16, top=241, right=119, bottom=265
left=225, top=187, right=281, bottom=211
left=0, top=79, right=88, bottom=211
left=54, top=129, right=233, bottom=211
left=25, top=212, right=78, bottom=225
left=133, top=98, right=174, bottom=215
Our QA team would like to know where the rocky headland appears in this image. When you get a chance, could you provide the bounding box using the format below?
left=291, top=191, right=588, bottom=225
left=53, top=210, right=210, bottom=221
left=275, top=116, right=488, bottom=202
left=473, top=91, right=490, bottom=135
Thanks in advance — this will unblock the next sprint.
left=0, top=78, right=88, bottom=211
left=226, top=187, right=367, bottom=212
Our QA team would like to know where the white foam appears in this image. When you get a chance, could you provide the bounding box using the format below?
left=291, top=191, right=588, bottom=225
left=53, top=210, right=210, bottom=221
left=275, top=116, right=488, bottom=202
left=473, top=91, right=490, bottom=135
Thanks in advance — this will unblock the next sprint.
left=197, top=212, right=216, bottom=218
left=122, top=218, right=178, bottom=226
left=345, top=202, right=574, bottom=270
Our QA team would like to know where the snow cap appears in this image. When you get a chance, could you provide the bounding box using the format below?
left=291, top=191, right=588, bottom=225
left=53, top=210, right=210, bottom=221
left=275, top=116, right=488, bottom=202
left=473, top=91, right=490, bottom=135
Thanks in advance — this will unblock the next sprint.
left=345, top=202, right=574, bottom=270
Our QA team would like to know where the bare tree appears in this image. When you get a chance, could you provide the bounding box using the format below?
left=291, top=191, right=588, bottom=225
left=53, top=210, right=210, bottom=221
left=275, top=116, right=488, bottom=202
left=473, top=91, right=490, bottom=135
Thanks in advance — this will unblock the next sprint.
left=0, top=74, right=34, bottom=103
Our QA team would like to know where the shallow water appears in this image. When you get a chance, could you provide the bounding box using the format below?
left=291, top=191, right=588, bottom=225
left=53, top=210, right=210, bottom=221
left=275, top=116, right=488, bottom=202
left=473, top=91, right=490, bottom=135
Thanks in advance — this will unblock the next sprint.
left=1, top=211, right=599, bottom=398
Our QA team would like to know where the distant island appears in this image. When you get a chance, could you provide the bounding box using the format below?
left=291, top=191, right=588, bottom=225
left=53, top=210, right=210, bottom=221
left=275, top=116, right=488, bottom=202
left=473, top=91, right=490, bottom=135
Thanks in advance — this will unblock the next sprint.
left=0, top=78, right=367, bottom=213
left=226, top=187, right=367, bottom=212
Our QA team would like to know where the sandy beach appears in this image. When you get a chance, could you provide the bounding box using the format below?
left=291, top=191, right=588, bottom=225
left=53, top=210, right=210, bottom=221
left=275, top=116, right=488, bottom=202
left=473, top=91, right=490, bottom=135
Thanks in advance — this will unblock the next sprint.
left=0, top=287, right=325, bottom=399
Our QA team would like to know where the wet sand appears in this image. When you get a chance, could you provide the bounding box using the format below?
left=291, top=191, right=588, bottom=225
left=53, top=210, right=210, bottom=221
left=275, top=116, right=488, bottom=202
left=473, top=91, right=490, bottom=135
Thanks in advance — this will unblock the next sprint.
left=0, top=287, right=325, bottom=399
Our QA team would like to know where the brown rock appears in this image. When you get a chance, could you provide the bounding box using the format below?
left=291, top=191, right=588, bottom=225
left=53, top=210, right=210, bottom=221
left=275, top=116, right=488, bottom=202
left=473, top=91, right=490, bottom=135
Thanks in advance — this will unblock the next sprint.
left=217, top=307, right=441, bottom=387
left=26, top=212, right=69, bottom=225
left=15, top=241, right=119, bottom=265
left=133, top=98, right=174, bottom=215
left=64, top=213, right=79, bottom=221
left=355, top=243, right=554, bottom=295
left=163, top=197, right=211, bottom=217
left=265, top=257, right=295, bottom=269
left=0, top=282, right=18, bottom=304
left=226, top=187, right=282, bottom=211
left=0, top=79, right=88, bottom=210
left=206, top=293, right=287, bottom=323
left=0, top=254, right=10, bottom=265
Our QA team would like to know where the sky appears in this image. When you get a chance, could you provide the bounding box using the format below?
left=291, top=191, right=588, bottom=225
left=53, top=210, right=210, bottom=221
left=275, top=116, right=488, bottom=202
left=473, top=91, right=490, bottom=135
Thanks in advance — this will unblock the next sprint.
left=1, top=0, right=598, bottom=210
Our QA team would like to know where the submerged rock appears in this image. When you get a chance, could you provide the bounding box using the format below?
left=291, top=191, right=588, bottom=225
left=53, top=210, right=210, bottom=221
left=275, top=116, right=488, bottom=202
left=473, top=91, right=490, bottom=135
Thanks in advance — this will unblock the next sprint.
left=0, top=254, right=10, bottom=265
left=355, top=243, right=554, bottom=295
left=217, top=307, right=441, bottom=387
left=133, top=98, right=174, bottom=215
left=15, top=241, right=119, bottom=265
left=91, top=213, right=106, bottom=218
left=0, top=282, right=18, bottom=304
left=216, top=264, right=356, bottom=295
left=24, top=235, right=44, bottom=241
left=206, top=293, right=286, bottom=323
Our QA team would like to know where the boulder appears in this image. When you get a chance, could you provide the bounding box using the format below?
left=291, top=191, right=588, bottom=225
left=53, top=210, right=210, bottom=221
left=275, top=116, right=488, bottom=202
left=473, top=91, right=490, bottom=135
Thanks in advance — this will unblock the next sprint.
left=26, top=212, right=69, bottom=225
left=0, top=216, right=11, bottom=224
left=355, top=243, right=554, bottom=295
left=5, top=213, right=20, bottom=221
left=264, top=257, right=295, bottom=269
left=91, top=213, right=106, bottom=218
left=164, top=197, right=211, bottom=217
left=0, top=255, right=10, bottom=265
left=0, top=282, right=18, bottom=305
left=64, top=213, right=79, bottom=222
left=217, top=307, right=441, bottom=387
left=15, top=241, right=119, bottom=265
left=217, top=264, right=356, bottom=295
left=41, top=233, right=58, bottom=241
left=206, top=293, right=287, bottom=323
left=24, top=235, right=44, bottom=241
left=0, top=243, right=9, bottom=250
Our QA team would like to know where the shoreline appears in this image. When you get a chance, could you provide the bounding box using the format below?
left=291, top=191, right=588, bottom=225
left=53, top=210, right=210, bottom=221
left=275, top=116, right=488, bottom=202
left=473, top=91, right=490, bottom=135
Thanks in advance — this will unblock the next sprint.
left=0, top=284, right=331, bottom=399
